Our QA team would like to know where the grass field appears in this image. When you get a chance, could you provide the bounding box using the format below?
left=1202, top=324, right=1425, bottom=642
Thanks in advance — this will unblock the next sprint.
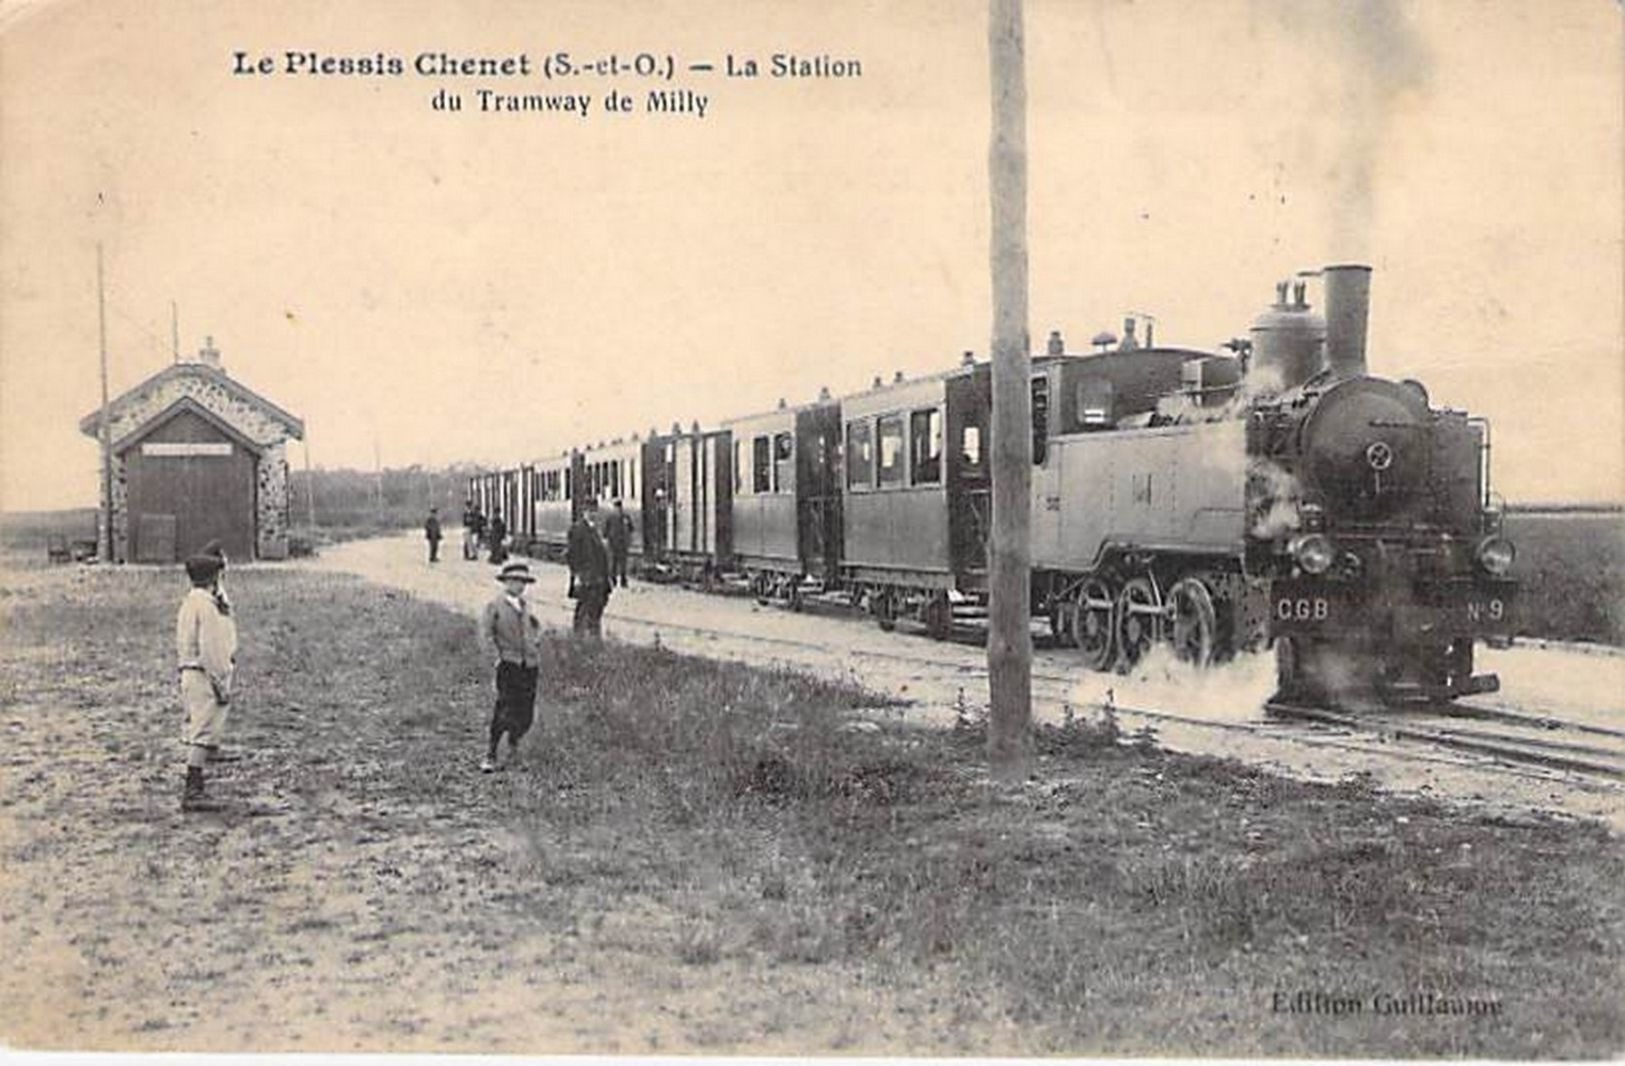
left=1504, top=509, right=1624, bottom=645
left=0, top=566, right=1619, bottom=1055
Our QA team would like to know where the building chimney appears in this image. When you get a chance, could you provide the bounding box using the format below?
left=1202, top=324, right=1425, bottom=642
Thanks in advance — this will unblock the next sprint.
left=961, top=350, right=976, bottom=367
left=1323, top=263, right=1372, bottom=380
left=1046, top=330, right=1064, bottom=356
left=818, top=385, right=831, bottom=400
left=195, top=335, right=222, bottom=370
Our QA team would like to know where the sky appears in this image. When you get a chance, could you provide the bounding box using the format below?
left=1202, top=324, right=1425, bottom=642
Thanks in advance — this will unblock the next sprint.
left=1, top=0, right=1620, bottom=510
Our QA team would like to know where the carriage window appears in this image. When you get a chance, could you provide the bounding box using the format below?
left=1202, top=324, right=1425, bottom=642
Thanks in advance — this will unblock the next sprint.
left=910, top=408, right=942, bottom=485
left=877, top=414, right=905, bottom=488
left=734, top=441, right=743, bottom=493
left=961, top=424, right=983, bottom=473
left=846, top=420, right=874, bottom=488
left=564, top=469, right=572, bottom=500
left=753, top=435, right=772, bottom=493
left=1032, top=377, right=1049, bottom=464
left=773, top=432, right=793, bottom=493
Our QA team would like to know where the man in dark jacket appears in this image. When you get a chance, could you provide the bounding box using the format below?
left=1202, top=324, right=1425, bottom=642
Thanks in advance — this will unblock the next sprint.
left=487, top=511, right=508, bottom=564
left=479, top=559, right=543, bottom=772
left=605, top=498, right=634, bottom=588
left=424, top=507, right=443, bottom=563
left=566, top=501, right=611, bottom=639
left=462, top=499, right=485, bottom=560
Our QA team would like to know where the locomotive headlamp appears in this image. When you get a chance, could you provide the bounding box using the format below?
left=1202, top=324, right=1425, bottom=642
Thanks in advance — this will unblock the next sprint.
left=1475, top=536, right=1516, bottom=575
left=1290, top=533, right=1335, bottom=575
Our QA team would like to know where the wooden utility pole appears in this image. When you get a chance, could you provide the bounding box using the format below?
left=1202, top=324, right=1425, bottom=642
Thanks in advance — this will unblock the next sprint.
left=372, top=436, right=384, bottom=518
left=97, top=244, right=114, bottom=563
left=303, top=437, right=316, bottom=530
left=987, top=0, right=1033, bottom=776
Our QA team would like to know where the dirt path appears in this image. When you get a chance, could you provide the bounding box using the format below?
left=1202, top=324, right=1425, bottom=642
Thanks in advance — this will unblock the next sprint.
left=312, top=534, right=1625, bottom=828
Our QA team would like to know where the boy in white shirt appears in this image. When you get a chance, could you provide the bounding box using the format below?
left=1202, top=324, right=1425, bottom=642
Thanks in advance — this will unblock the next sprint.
left=175, top=543, right=237, bottom=811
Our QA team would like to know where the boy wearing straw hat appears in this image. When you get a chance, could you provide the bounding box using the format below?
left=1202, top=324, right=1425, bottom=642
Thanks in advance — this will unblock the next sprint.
left=479, top=559, right=544, bottom=772
left=175, top=542, right=237, bottom=811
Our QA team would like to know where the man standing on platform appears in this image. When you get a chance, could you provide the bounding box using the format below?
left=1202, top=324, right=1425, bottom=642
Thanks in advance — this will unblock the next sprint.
left=424, top=507, right=443, bottom=563
left=566, top=500, right=611, bottom=639
left=605, top=498, right=633, bottom=589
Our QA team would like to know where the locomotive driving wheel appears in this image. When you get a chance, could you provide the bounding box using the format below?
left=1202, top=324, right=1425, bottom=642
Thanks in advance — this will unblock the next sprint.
left=1167, top=577, right=1218, bottom=667
left=1114, top=576, right=1163, bottom=669
left=1070, top=576, right=1116, bottom=671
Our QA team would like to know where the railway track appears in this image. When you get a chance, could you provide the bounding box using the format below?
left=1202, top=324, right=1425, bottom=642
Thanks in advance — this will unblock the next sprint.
left=1264, top=700, right=1625, bottom=782
left=590, top=591, right=1625, bottom=795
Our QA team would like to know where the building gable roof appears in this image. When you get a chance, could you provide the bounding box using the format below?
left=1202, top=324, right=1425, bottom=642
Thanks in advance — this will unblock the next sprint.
left=79, top=360, right=304, bottom=441
left=108, top=395, right=265, bottom=457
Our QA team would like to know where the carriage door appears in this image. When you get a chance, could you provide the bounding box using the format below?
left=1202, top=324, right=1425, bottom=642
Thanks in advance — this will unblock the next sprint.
left=947, top=370, right=992, bottom=573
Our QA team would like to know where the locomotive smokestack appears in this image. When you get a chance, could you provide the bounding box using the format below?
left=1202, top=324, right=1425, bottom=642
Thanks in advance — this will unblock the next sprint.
left=1324, top=263, right=1372, bottom=380
left=1046, top=330, right=1064, bottom=356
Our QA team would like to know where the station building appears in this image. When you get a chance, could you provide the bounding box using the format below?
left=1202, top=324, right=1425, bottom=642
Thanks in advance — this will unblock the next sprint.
left=78, top=338, right=304, bottom=563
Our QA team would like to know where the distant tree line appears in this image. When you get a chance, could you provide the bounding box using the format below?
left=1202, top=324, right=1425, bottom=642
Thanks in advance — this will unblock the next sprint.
left=288, top=463, right=491, bottom=533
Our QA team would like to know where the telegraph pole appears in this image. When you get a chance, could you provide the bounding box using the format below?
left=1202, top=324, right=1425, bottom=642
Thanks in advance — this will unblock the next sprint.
left=303, top=436, right=316, bottom=530
left=97, top=244, right=114, bottom=563
left=987, top=0, right=1032, bottom=776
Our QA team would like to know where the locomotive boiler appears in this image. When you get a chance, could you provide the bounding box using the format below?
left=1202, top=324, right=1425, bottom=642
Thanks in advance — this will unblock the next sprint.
left=1243, top=266, right=1516, bottom=703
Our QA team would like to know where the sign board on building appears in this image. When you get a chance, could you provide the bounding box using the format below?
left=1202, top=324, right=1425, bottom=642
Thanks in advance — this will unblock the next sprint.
left=140, top=442, right=233, bottom=457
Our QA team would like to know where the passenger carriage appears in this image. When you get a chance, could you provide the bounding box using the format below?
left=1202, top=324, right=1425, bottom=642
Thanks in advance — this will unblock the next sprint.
left=722, top=392, right=844, bottom=606
left=837, top=358, right=992, bottom=638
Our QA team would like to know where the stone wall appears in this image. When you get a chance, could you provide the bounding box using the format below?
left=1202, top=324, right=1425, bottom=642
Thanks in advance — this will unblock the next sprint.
left=256, top=441, right=291, bottom=559
left=103, top=369, right=294, bottom=448
left=96, top=455, right=130, bottom=563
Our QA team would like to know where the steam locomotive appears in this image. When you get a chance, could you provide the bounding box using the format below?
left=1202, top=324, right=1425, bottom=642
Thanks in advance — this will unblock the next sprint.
left=470, top=264, right=1517, bottom=707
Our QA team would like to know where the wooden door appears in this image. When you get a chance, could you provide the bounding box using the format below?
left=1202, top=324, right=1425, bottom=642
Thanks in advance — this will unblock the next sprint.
left=124, top=409, right=256, bottom=562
